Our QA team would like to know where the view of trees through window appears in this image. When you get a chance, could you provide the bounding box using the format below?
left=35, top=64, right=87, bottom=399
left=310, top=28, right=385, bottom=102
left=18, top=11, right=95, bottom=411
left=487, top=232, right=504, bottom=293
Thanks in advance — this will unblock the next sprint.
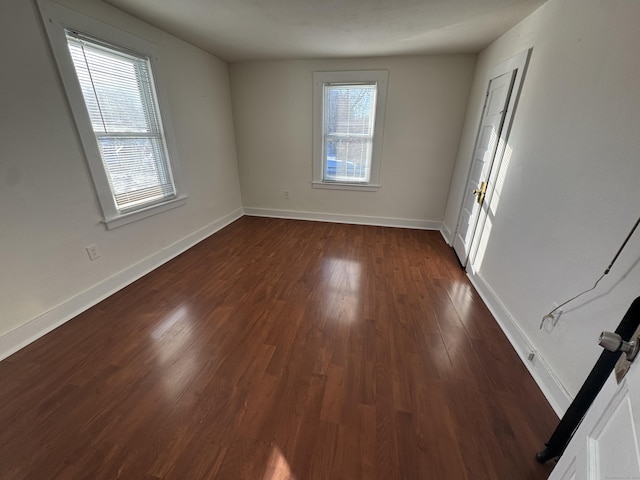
left=323, top=84, right=376, bottom=183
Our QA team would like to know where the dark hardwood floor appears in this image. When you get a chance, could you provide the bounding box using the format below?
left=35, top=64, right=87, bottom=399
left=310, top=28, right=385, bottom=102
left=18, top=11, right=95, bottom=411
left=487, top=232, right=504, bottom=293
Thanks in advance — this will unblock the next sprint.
left=0, top=216, right=557, bottom=479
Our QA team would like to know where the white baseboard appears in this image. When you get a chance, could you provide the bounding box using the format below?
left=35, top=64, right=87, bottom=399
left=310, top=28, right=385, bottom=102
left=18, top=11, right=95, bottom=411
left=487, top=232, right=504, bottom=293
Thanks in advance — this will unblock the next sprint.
left=467, top=271, right=572, bottom=417
left=243, top=207, right=441, bottom=231
left=0, top=208, right=243, bottom=361
left=440, top=223, right=453, bottom=245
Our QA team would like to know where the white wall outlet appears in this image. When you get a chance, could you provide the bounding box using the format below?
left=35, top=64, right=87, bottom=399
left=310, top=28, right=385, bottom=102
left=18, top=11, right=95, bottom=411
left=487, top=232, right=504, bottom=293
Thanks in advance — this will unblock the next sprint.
left=86, top=244, right=100, bottom=261
left=283, top=190, right=290, bottom=199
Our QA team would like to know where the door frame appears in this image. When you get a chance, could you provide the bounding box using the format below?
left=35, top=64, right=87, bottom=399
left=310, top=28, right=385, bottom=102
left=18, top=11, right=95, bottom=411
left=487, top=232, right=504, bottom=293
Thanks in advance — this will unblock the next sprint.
left=453, top=48, right=532, bottom=269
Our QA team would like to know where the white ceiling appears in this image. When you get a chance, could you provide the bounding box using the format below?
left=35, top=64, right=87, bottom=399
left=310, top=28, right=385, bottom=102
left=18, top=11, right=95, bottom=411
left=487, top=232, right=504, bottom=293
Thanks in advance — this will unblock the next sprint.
left=104, top=0, right=547, bottom=63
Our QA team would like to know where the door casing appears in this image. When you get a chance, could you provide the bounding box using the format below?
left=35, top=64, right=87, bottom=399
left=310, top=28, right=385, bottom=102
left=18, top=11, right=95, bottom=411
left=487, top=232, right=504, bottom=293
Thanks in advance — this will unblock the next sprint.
left=453, top=49, right=532, bottom=270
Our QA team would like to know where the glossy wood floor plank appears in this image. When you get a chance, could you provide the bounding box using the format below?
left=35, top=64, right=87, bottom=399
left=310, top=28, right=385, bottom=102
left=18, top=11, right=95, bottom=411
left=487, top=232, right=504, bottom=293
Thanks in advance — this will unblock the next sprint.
left=0, top=217, right=557, bottom=479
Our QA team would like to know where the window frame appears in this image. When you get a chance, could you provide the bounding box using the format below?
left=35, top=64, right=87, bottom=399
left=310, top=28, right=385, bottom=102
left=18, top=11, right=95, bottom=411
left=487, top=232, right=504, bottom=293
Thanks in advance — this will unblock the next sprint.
left=312, top=70, right=389, bottom=191
left=37, top=0, right=187, bottom=229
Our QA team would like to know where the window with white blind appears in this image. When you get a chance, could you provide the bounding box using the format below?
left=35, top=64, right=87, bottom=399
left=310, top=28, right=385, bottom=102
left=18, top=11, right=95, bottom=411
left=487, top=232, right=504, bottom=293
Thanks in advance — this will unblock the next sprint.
left=37, top=0, right=186, bottom=229
left=312, top=71, right=389, bottom=191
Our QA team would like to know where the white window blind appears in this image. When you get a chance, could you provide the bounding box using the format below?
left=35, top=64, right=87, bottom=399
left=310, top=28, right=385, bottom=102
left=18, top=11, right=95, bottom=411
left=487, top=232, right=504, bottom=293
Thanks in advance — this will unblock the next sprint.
left=323, top=83, right=377, bottom=183
left=65, top=31, right=176, bottom=212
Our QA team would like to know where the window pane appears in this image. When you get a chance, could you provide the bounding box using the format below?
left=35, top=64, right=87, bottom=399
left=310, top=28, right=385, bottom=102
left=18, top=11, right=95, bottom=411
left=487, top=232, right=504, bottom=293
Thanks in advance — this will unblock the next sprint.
left=325, top=136, right=371, bottom=180
left=98, top=136, right=175, bottom=211
left=323, top=84, right=376, bottom=183
left=326, top=85, right=375, bottom=136
left=67, top=39, right=154, bottom=134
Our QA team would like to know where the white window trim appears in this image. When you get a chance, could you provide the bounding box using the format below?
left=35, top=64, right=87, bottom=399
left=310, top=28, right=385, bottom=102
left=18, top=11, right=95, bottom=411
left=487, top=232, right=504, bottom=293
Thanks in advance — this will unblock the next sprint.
left=312, top=70, right=389, bottom=191
left=36, top=0, right=187, bottom=229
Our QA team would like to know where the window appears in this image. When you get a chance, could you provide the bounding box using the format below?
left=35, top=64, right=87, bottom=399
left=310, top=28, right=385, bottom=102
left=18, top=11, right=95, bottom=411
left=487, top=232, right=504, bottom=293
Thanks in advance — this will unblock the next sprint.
left=323, top=84, right=376, bottom=183
left=37, top=0, right=186, bottom=229
left=66, top=33, right=175, bottom=213
left=312, top=71, right=388, bottom=191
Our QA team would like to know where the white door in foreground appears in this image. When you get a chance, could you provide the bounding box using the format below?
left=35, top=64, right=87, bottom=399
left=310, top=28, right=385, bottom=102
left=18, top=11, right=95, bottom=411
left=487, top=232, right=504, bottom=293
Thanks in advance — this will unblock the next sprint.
left=550, top=355, right=640, bottom=479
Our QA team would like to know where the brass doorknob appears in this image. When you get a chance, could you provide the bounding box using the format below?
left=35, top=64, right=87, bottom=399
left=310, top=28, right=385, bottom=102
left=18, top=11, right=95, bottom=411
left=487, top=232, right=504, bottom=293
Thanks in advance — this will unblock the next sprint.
left=472, top=181, right=487, bottom=205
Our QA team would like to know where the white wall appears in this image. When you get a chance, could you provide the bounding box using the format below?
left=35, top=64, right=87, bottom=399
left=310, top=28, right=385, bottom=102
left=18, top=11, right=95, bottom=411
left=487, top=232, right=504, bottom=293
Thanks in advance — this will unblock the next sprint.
left=0, top=0, right=242, bottom=355
left=230, top=56, right=475, bottom=227
left=443, top=0, right=640, bottom=399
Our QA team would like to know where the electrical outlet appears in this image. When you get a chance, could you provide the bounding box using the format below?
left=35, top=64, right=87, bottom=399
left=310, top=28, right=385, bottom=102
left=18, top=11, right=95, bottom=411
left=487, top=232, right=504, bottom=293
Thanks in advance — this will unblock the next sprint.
left=283, top=190, right=290, bottom=199
left=86, top=244, right=100, bottom=261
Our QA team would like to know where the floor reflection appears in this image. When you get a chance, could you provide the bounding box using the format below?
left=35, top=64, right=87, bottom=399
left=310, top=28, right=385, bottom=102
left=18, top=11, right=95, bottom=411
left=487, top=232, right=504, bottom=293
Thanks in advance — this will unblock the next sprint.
left=262, top=445, right=296, bottom=480
left=320, top=257, right=363, bottom=322
left=151, top=305, right=191, bottom=342
left=447, top=281, right=474, bottom=318
left=151, top=304, right=199, bottom=400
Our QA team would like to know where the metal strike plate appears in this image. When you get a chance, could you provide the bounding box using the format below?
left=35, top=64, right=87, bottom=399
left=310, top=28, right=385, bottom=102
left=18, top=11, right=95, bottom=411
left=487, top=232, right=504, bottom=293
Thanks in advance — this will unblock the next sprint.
left=614, top=324, right=640, bottom=384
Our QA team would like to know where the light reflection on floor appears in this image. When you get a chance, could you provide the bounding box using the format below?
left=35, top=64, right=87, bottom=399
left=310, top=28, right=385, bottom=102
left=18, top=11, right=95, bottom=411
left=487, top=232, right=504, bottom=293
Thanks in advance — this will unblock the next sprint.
left=261, top=445, right=296, bottom=480
left=151, top=305, right=191, bottom=341
left=447, top=281, right=474, bottom=320
left=320, top=257, right=362, bottom=322
left=151, top=304, right=200, bottom=400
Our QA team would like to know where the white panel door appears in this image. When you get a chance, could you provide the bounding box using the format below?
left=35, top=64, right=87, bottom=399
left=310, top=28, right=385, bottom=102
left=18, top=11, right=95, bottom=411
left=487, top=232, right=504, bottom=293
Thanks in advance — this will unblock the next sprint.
left=550, top=358, right=640, bottom=479
left=453, top=71, right=515, bottom=266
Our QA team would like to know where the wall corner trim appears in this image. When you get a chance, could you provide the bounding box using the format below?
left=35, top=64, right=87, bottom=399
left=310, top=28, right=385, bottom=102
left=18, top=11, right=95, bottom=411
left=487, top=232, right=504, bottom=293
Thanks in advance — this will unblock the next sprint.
left=0, top=208, right=244, bottom=361
left=467, top=270, right=573, bottom=418
left=243, top=207, right=441, bottom=231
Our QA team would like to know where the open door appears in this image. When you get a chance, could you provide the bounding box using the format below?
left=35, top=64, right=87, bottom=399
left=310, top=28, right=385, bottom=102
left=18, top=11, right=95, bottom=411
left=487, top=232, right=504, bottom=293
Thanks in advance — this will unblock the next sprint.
left=453, top=49, right=531, bottom=268
left=550, top=346, right=640, bottom=479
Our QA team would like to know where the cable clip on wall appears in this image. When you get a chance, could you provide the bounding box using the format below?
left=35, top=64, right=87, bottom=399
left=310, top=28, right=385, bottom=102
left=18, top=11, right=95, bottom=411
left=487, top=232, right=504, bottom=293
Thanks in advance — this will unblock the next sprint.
left=539, top=214, right=640, bottom=329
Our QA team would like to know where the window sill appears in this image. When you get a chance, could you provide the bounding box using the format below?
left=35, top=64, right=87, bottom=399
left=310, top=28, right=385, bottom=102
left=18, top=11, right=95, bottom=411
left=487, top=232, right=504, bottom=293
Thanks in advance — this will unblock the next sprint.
left=311, top=181, right=380, bottom=192
left=103, top=195, right=189, bottom=230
